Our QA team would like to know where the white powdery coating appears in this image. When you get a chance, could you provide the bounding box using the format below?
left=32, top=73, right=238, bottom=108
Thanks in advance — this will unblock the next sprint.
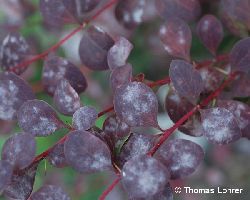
left=199, top=68, right=220, bottom=91
left=0, top=79, right=19, bottom=119
left=114, top=82, right=158, bottom=127
left=64, top=130, right=112, bottom=173
left=72, top=106, right=98, bottom=130
left=31, top=185, right=70, bottom=200
left=122, top=156, right=169, bottom=198
left=157, top=139, right=204, bottom=179
left=0, top=160, right=13, bottom=191
left=201, top=107, right=241, bottom=144
left=54, top=79, right=81, bottom=115
left=107, top=37, right=133, bottom=69
left=18, top=100, right=62, bottom=137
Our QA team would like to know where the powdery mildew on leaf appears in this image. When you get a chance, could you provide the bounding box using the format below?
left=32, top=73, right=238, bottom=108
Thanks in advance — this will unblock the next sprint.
left=230, top=37, right=250, bottom=73
left=115, top=0, right=147, bottom=29
left=110, top=64, right=132, bottom=91
left=47, top=143, right=68, bottom=168
left=114, top=82, right=159, bottom=127
left=156, top=139, right=204, bottom=179
left=0, top=160, right=13, bottom=192
left=159, top=18, right=192, bottom=61
left=1, top=133, right=36, bottom=170
left=4, top=163, right=38, bottom=200
left=72, top=106, right=98, bottom=130
left=107, top=37, right=133, bottom=69
left=79, top=25, right=114, bottom=71
left=155, top=0, right=201, bottom=22
left=122, top=155, right=169, bottom=198
left=53, top=79, right=81, bottom=116
left=217, top=100, right=250, bottom=138
left=42, top=54, right=87, bottom=95
left=0, top=33, right=31, bottom=75
left=169, top=60, right=204, bottom=103
left=64, top=130, right=112, bottom=173
left=31, top=185, right=71, bottom=200
left=17, top=100, right=64, bottom=137
left=0, top=72, right=35, bottom=120
left=201, top=107, right=242, bottom=145
left=196, top=14, right=224, bottom=55
left=119, top=133, right=156, bottom=167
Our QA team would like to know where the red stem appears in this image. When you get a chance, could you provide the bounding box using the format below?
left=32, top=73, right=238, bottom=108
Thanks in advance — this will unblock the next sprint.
left=99, top=176, right=121, bottom=200
left=98, top=106, right=114, bottom=117
left=195, top=54, right=229, bottom=69
left=10, top=0, right=118, bottom=74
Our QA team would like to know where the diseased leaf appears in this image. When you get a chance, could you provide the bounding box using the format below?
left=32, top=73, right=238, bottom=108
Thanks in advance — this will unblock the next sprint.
left=156, top=139, right=204, bottom=179
left=1, top=133, right=36, bottom=170
left=79, top=25, right=114, bottom=71
left=114, top=82, right=159, bottom=127
left=200, top=107, right=242, bottom=145
left=107, top=37, right=133, bottom=70
left=0, top=160, right=13, bottom=193
left=72, top=106, right=98, bottom=131
left=53, top=79, right=81, bottom=116
left=169, top=60, right=204, bottom=103
left=0, top=33, right=31, bottom=75
left=0, top=72, right=35, bottom=120
left=47, top=143, right=68, bottom=168
left=121, top=155, right=169, bottom=198
left=42, top=54, right=87, bottom=95
left=159, top=18, right=192, bottom=61
left=64, top=130, right=112, bottom=173
left=17, top=100, right=65, bottom=137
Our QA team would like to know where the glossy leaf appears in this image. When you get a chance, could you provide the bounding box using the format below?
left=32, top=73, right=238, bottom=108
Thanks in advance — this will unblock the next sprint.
left=107, top=37, right=133, bottom=70
left=122, top=155, right=169, bottom=198
left=196, top=15, right=224, bottom=55
left=156, top=139, right=204, bottom=179
left=64, top=130, right=112, bottom=173
left=155, top=0, right=201, bottom=22
left=0, top=72, right=35, bottom=120
left=72, top=106, right=98, bottom=131
left=53, top=79, right=81, bottom=116
left=31, top=185, right=71, bottom=200
left=230, top=37, right=250, bottom=73
left=200, top=107, right=242, bottom=145
left=110, top=64, right=132, bottom=91
left=17, top=100, right=65, bottom=137
left=159, top=18, right=192, bottom=61
left=169, top=60, right=204, bottom=103
left=79, top=25, right=114, bottom=71
left=0, top=33, right=31, bottom=75
left=114, top=82, right=159, bottom=127
left=1, top=133, right=36, bottom=170
left=42, top=54, right=87, bottom=95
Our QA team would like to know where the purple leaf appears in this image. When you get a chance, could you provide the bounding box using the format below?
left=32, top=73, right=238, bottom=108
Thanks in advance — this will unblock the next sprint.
left=0, top=33, right=31, bottom=75
left=156, top=139, right=204, bottom=179
left=0, top=160, right=13, bottom=192
left=114, top=82, right=159, bottom=127
left=0, top=72, right=35, bottom=120
left=79, top=25, right=114, bottom=71
left=42, top=54, right=87, bottom=95
left=53, top=79, right=81, bottom=116
left=72, top=106, right=98, bottom=131
left=155, top=0, right=201, bottom=22
left=169, top=60, right=204, bottom=103
left=196, top=14, right=224, bottom=55
left=47, top=143, right=68, bottom=168
left=200, top=107, right=242, bottom=145
left=230, top=37, right=250, bottom=73
left=107, top=37, right=133, bottom=70
left=121, top=155, right=169, bottom=198
left=17, top=100, right=65, bottom=137
left=159, top=18, right=192, bottom=61
left=1, top=133, right=36, bottom=170
left=64, top=130, right=112, bottom=173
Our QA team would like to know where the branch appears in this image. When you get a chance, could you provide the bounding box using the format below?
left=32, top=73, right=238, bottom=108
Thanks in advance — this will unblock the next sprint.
left=99, top=176, right=121, bottom=200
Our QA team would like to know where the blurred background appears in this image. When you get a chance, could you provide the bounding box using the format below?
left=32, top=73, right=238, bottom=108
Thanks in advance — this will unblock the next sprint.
left=0, top=0, right=249, bottom=199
